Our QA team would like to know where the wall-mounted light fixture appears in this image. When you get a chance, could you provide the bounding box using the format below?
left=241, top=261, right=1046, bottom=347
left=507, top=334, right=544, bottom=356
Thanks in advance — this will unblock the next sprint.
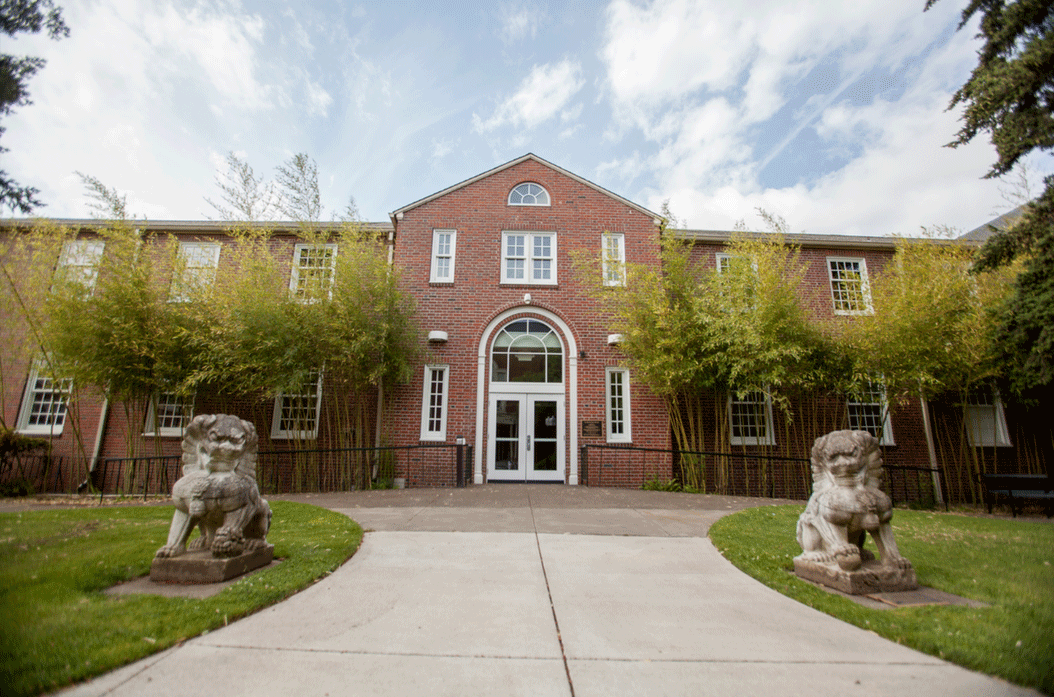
left=427, top=330, right=448, bottom=343
left=579, top=350, right=587, bottom=360
left=607, top=334, right=625, bottom=346
left=524, top=293, right=532, bottom=305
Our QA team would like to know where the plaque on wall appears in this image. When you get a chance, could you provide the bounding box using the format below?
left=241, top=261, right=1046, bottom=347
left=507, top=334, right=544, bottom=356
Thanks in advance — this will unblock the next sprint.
left=581, top=420, right=603, bottom=438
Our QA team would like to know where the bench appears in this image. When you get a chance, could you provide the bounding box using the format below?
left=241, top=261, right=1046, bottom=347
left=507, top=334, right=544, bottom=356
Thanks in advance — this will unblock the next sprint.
left=977, top=473, right=1054, bottom=518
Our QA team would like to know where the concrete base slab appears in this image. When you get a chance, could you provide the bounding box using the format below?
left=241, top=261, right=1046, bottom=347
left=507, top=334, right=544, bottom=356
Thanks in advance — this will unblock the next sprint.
left=60, top=531, right=1038, bottom=697
left=150, top=545, right=274, bottom=584
left=793, top=557, right=918, bottom=594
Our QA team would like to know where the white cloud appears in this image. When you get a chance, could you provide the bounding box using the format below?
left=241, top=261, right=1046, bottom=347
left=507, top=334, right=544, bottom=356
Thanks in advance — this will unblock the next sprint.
left=500, top=5, right=540, bottom=43
left=474, top=60, right=584, bottom=132
left=304, top=79, right=334, bottom=117
left=596, top=0, right=1033, bottom=236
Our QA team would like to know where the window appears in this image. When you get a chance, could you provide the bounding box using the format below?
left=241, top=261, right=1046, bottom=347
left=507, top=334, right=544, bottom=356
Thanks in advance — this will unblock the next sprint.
left=716, top=253, right=733, bottom=274
left=430, top=229, right=457, bottom=283
left=17, top=361, right=72, bottom=435
left=508, top=182, right=550, bottom=206
left=602, top=233, right=626, bottom=287
left=729, top=390, right=775, bottom=445
left=491, top=319, right=563, bottom=384
left=271, top=372, right=323, bottom=439
left=827, top=257, right=872, bottom=314
left=501, top=232, right=556, bottom=285
left=290, top=244, right=337, bottom=300
left=56, top=239, right=105, bottom=294
left=965, top=387, right=1011, bottom=447
left=170, top=242, right=220, bottom=302
left=606, top=368, right=632, bottom=443
left=144, top=392, right=194, bottom=437
left=847, top=380, right=893, bottom=445
left=420, top=365, right=449, bottom=441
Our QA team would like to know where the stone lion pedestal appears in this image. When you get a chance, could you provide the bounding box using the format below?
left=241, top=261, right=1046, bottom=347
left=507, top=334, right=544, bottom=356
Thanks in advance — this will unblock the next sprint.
left=793, top=430, right=917, bottom=594
left=150, top=414, right=273, bottom=584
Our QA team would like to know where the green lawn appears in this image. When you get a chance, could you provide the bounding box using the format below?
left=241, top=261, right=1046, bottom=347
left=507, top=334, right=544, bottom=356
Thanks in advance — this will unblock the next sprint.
left=709, top=505, right=1054, bottom=695
left=0, top=501, right=363, bottom=697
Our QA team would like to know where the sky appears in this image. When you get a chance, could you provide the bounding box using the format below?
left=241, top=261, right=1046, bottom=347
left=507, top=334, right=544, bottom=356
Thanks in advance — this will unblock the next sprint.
left=4, top=0, right=1052, bottom=236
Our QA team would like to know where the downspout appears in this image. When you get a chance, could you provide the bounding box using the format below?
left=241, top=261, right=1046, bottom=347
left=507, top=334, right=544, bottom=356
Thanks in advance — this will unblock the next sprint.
left=919, top=391, right=944, bottom=506
left=80, top=396, right=109, bottom=492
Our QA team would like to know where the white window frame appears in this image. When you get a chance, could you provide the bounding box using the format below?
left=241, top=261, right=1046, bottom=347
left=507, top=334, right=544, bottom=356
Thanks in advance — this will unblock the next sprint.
left=419, top=365, right=450, bottom=441
left=144, top=392, right=195, bottom=437
left=606, top=367, right=632, bottom=443
left=602, top=233, right=626, bottom=287
left=965, top=388, right=1012, bottom=447
left=429, top=229, right=457, bottom=283
left=56, top=239, right=105, bottom=295
left=501, top=231, right=557, bottom=285
left=17, top=360, right=73, bottom=436
left=271, top=372, right=324, bottom=440
left=846, top=380, right=894, bottom=445
left=170, top=242, right=220, bottom=302
left=508, top=182, right=550, bottom=206
left=290, top=243, right=337, bottom=301
left=827, top=257, right=872, bottom=315
left=728, top=390, right=775, bottom=446
left=715, top=252, right=733, bottom=274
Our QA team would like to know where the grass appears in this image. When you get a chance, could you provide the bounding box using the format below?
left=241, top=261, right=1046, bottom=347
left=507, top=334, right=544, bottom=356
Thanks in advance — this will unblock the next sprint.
left=0, top=501, right=363, bottom=697
left=709, top=505, right=1054, bottom=694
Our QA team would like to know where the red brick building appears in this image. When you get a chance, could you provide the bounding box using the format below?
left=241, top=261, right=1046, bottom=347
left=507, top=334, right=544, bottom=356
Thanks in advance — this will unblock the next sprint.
left=2, top=154, right=1041, bottom=500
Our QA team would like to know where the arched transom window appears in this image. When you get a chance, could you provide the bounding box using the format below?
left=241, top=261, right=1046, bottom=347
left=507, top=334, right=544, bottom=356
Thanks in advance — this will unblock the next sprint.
left=508, top=182, right=550, bottom=206
left=491, top=319, right=563, bottom=383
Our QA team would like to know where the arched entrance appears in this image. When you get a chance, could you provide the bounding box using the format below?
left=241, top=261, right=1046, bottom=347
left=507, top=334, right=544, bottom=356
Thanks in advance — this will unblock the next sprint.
left=475, top=309, right=578, bottom=484
left=487, top=319, right=565, bottom=482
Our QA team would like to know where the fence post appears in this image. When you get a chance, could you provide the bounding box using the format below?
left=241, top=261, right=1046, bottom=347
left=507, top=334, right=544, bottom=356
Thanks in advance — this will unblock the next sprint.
left=456, top=442, right=464, bottom=487
left=581, top=446, right=588, bottom=486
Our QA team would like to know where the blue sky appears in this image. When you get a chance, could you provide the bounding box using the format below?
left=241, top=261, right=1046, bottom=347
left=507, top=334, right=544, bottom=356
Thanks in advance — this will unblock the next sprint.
left=5, top=0, right=1052, bottom=235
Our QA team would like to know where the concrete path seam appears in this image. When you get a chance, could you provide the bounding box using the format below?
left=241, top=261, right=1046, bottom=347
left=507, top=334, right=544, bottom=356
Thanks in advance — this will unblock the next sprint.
left=528, top=488, right=576, bottom=697
left=194, top=643, right=569, bottom=660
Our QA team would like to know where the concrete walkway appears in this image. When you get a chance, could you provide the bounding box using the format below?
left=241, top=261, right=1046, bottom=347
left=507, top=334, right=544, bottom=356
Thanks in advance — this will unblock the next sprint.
left=59, top=486, right=1037, bottom=696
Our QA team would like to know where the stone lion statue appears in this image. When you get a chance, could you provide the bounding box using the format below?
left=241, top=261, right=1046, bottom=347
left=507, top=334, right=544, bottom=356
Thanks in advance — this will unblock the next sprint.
left=795, top=430, right=911, bottom=573
left=155, top=414, right=272, bottom=559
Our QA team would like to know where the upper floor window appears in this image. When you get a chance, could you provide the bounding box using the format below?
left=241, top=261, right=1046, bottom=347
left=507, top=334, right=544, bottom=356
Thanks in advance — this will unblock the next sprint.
left=602, top=233, right=626, bottom=287
left=501, top=231, right=557, bottom=285
left=491, top=319, right=563, bottom=384
left=56, top=239, right=105, bottom=295
left=430, top=229, right=457, bottom=283
left=18, top=359, right=72, bottom=435
left=170, top=242, right=220, bottom=302
left=729, top=389, right=775, bottom=446
left=291, top=244, right=337, bottom=301
left=508, top=182, right=550, bottom=206
left=827, top=257, right=872, bottom=315
left=847, top=380, right=893, bottom=445
left=965, top=387, right=1011, bottom=447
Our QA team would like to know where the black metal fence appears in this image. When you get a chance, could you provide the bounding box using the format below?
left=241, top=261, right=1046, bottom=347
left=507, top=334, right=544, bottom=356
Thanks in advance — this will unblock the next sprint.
left=581, top=443, right=945, bottom=508
left=0, top=453, right=70, bottom=494
left=87, top=443, right=473, bottom=499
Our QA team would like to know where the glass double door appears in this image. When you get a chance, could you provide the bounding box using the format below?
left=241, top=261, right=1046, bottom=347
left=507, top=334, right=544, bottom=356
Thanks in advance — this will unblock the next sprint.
left=487, top=393, right=564, bottom=482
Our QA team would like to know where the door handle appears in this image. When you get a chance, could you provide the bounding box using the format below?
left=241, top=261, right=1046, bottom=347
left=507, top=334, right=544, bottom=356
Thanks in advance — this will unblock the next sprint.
left=527, top=435, right=531, bottom=450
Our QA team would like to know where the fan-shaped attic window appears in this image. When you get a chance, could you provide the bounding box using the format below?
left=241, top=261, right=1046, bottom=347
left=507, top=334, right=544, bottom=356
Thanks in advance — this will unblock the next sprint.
left=509, top=182, right=550, bottom=206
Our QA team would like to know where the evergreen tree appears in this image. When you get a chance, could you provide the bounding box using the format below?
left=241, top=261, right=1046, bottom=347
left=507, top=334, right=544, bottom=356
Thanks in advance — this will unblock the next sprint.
left=927, top=0, right=1054, bottom=395
left=0, top=0, right=68, bottom=214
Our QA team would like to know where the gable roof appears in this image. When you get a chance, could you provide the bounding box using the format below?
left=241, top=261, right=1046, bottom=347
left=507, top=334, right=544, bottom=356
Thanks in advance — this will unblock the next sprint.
left=960, top=204, right=1027, bottom=242
left=389, top=153, right=660, bottom=222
